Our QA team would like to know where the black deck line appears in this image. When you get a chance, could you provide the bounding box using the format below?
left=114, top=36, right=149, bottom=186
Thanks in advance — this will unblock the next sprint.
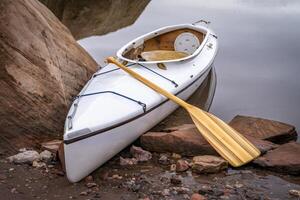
left=64, top=66, right=212, bottom=145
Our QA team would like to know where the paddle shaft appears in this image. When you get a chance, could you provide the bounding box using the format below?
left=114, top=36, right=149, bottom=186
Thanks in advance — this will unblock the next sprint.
left=107, top=57, right=190, bottom=109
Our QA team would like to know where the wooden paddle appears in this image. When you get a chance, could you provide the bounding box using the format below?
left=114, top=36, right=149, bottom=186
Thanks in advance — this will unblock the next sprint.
left=107, top=57, right=260, bottom=167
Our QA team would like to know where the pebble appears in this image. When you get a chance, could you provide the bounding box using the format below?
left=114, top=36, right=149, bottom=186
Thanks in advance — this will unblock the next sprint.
left=120, top=156, right=138, bottom=166
left=11, top=187, right=17, bottom=193
left=162, top=188, right=170, bottom=196
left=170, top=174, right=182, bottom=185
left=85, top=182, right=98, bottom=188
left=191, top=193, right=206, bottom=200
left=170, top=164, right=176, bottom=171
left=158, top=154, right=170, bottom=165
left=0, top=174, right=7, bottom=180
left=80, top=191, right=88, bottom=196
left=130, top=145, right=152, bottom=162
left=176, top=160, right=190, bottom=172
left=172, top=153, right=182, bottom=159
left=111, top=174, right=123, bottom=179
left=289, top=189, right=300, bottom=197
left=32, top=160, right=46, bottom=168
left=85, top=175, right=94, bottom=183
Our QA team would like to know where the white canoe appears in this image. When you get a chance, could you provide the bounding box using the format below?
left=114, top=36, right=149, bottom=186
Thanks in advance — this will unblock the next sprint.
left=64, top=24, right=218, bottom=182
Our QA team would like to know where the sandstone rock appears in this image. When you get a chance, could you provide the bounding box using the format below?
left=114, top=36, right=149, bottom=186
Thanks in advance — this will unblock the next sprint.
left=192, top=155, right=228, bottom=174
left=191, top=193, right=206, bottom=200
left=254, top=142, right=300, bottom=175
left=176, top=160, right=190, bottom=172
left=120, top=156, right=138, bottom=166
left=229, top=115, right=297, bottom=144
left=39, top=150, right=52, bottom=162
left=141, top=124, right=276, bottom=156
left=130, top=145, right=152, bottom=162
left=0, top=0, right=98, bottom=151
left=41, top=140, right=62, bottom=154
left=8, top=150, right=40, bottom=164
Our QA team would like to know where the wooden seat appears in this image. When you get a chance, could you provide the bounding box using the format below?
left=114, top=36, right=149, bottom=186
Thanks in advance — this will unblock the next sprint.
left=141, top=50, right=189, bottom=61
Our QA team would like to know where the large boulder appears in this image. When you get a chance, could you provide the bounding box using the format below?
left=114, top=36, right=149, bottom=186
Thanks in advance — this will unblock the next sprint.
left=254, top=142, right=300, bottom=175
left=229, top=115, right=297, bottom=144
left=0, top=0, right=98, bottom=151
left=40, top=0, right=150, bottom=39
left=140, top=124, right=278, bottom=156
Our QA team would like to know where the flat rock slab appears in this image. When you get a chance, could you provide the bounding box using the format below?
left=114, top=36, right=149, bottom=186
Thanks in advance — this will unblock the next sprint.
left=254, top=142, right=300, bottom=175
left=229, top=115, right=297, bottom=144
left=141, top=124, right=278, bottom=156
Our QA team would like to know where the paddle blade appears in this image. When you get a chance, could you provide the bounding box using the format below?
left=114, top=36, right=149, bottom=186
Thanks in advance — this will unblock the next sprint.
left=188, top=106, right=260, bottom=167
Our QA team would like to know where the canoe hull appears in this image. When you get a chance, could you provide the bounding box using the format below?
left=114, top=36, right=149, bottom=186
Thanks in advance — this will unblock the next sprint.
left=64, top=66, right=212, bottom=182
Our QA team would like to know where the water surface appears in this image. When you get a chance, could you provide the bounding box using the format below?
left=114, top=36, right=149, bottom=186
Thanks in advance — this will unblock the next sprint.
left=79, top=0, right=300, bottom=130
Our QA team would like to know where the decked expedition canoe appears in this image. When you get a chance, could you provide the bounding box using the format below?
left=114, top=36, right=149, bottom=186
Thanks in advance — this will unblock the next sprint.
left=64, top=24, right=218, bottom=182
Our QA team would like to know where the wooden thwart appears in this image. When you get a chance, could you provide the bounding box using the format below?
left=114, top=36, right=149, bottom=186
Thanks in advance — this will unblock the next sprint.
left=107, top=57, right=260, bottom=167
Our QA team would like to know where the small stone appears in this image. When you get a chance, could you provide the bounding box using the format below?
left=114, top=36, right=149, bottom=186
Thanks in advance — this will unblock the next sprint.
left=11, top=188, right=17, bottom=193
left=234, top=183, right=243, bottom=188
left=8, top=168, right=14, bottom=172
left=86, top=182, right=98, bottom=188
left=158, top=154, right=170, bottom=165
left=85, top=175, right=94, bottom=183
left=170, top=174, right=182, bottom=185
left=19, top=148, right=27, bottom=152
left=8, top=150, right=40, bottom=164
left=172, top=187, right=190, bottom=194
left=111, top=174, right=122, bottom=179
left=130, top=145, right=152, bottom=162
left=80, top=191, right=88, bottom=196
left=120, top=156, right=138, bottom=166
left=40, top=150, right=52, bottom=162
left=170, top=164, right=176, bottom=171
left=192, top=155, right=228, bottom=174
left=32, top=160, right=46, bottom=168
left=162, top=188, right=170, bottom=196
left=172, top=153, right=182, bottom=159
left=289, top=189, right=300, bottom=197
left=191, top=193, right=206, bottom=200
left=176, top=160, right=190, bottom=172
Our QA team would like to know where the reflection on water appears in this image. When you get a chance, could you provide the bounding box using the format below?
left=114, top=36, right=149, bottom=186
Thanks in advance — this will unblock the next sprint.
left=79, top=0, right=300, bottom=130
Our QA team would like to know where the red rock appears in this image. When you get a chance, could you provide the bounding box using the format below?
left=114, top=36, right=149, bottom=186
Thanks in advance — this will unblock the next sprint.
left=192, top=155, right=228, bottom=174
left=141, top=124, right=276, bottom=156
left=254, top=142, right=300, bottom=175
left=229, top=115, right=297, bottom=144
left=191, top=193, right=206, bottom=200
left=176, top=160, right=190, bottom=172
left=130, top=145, right=152, bottom=162
left=141, top=124, right=218, bottom=156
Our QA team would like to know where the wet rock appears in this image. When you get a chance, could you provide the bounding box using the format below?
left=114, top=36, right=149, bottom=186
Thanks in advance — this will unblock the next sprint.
left=191, top=193, right=206, bottom=200
left=289, top=189, right=300, bottom=197
left=176, top=160, right=190, bottom=172
left=40, top=150, right=52, bottom=162
left=158, top=154, right=170, bottom=165
left=245, top=136, right=278, bottom=154
left=120, top=156, right=138, bottom=166
left=170, top=174, right=182, bottom=185
left=229, top=115, right=297, bottom=144
left=8, top=150, right=40, bottom=164
left=254, top=142, right=300, bottom=175
left=192, top=155, right=228, bottom=174
left=41, top=140, right=62, bottom=154
left=141, top=124, right=218, bottom=156
left=130, top=146, right=152, bottom=162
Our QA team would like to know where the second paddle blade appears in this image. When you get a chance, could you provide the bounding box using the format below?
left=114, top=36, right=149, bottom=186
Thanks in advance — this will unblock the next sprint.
left=188, top=106, right=260, bottom=167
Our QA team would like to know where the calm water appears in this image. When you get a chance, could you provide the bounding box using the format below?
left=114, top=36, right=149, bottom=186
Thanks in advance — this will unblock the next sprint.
left=79, top=0, right=300, bottom=130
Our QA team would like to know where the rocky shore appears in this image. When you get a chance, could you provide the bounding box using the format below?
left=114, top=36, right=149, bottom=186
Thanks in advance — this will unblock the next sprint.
left=1, top=115, right=299, bottom=199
